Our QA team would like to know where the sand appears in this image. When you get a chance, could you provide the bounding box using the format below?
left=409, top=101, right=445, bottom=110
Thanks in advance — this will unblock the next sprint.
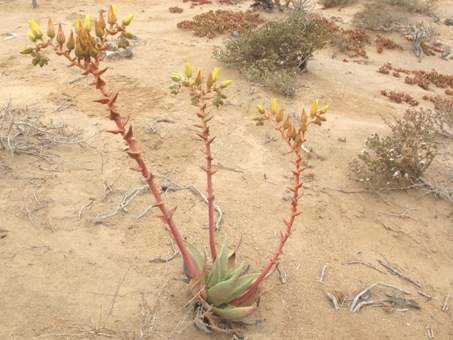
left=0, top=0, right=452, bottom=339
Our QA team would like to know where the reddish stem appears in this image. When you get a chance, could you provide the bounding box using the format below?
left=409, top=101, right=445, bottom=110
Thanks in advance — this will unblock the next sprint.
left=230, top=123, right=305, bottom=306
left=195, top=94, right=217, bottom=261
left=57, top=51, right=198, bottom=279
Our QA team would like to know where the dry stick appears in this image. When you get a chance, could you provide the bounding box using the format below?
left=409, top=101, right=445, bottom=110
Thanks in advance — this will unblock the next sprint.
left=164, top=183, right=223, bottom=231
left=325, top=291, right=340, bottom=310
left=69, top=75, right=87, bottom=84
left=377, top=259, right=421, bottom=288
left=344, top=260, right=386, bottom=274
left=417, top=290, right=432, bottom=300
left=426, top=325, right=434, bottom=339
left=442, top=293, right=450, bottom=312
left=213, top=162, right=244, bottom=173
left=77, top=198, right=95, bottom=221
left=324, top=186, right=369, bottom=194
left=350, top=282, right=410, bottom=313
left=420, top=177, right=453, bottom=204
left=376, top=208, right=418, bottom=221
left=95, top=184, right=148, bottom=223
left=149, top=240, right=180, bottom=263
left=21, top=197, right=52, bottom=230
left=53, top=99, right=74, bottom=113
left=102, top=267, right=130, bottom=328
left=317, top=264, right=328, bottom=283
left=276, top=264, right=288, bottom=283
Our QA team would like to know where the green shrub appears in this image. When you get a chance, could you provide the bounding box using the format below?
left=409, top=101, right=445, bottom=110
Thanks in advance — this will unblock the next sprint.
left=213, top=11, right=329, bottom=96
left=353, top=0, right=435, bottom=31
left=353, top=2, right=408, bottom=30
left=379, top=0, right=434, bottom=15
left=319, top=0, right=358, bottom=9
left=351, top=108, right=437, bottom=188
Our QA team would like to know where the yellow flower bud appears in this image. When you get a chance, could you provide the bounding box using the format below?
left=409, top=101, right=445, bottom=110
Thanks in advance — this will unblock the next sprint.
left=256, top=104, right=265, bottom=115
left=29, top=19, right=43, bottom=40
left=212, top=67, right=219, bottom=82
left=74, top=37, right=84, bottom=58
left=270, top=98, right=277, bottom=115
left=108, top=4, right=117, bottom=26
left=219, top=79, right=231, bottom=89
left=300, top=109, right=308, bottom=133
left=98, top=10, right=106, bottom=30
left=185, top=63, right=192, bottom=78
left=94, top=20, right=104, bottom=38
left=206, top=73, right=214, bottom=89
left=170, top=73, right=183, bottom=82
left=47, top=18, right=55, bottom=39
left=20, top=47, right=34, bottom=54
left=319, top=105, right=329, bottom=114
left=276, top=108, right=284, bottom=123
left=283, top=116, right=291, bottom=130
left=75, top=16, right=81, bottom=33
left=194, top=69, right=202, bottom=86
left=27, top=31, right=37, bottom=43
left=66, top=30, right=75, bottom=51
left=122, top=14, right=134, bottom=27
left=84, top=15, right=91, bottom=32
left=310, top=99, right=319, bottom=117
left=56, top=24, right=65, bottom=46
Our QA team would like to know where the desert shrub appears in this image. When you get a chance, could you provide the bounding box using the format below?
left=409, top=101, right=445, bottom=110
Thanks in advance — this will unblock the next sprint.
left=353, top=2, right=408, bottom=31
left=319, top=0, right=357, bottom=8
left=433, top=105, right=453, bottom=138
left=351, top=108, right=437, bottom=188
left=177, top=10, right=264, bottom=38
left=379, top=0, right=434, bottom=15
left=213, top=11, right=329, bottom=96
left=353, top=0, right=435, bottom=31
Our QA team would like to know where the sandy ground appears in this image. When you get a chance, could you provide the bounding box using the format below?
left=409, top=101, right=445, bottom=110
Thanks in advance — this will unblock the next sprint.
left=1, top=0, right=452, bottom=339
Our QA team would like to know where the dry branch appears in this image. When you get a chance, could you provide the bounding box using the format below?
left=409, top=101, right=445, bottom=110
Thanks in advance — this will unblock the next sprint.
left=350, top=282, right=411, bottom=313
left=377, top=259, right=421, bottom=288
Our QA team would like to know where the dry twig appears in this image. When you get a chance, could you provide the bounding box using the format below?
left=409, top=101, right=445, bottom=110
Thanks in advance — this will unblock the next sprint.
left=325, top=291, right=340, bottom=310
left=442, top=293, right=450, bottom=312
left=426, top=324, right=434, bottom=339
left=95, top=184, right=148, bottom=223
left=376, top=208, right=418, bottom=221
left=350, top=282, right=410, bottom=313
left=149, top=240, right=180, bottom=263
left=344, top=260, right=386, bottom=274
left=377, top=259, right=421, bottom=288
left=317, top=264, right=327, bottom=283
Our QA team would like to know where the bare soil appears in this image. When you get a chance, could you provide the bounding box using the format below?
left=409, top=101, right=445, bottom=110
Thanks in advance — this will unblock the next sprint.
left=1, top=1, right=452, bottom=339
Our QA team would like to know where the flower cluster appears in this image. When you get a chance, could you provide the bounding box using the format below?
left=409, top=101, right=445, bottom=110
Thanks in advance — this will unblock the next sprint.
left=20, top=4, right=135, bottom=68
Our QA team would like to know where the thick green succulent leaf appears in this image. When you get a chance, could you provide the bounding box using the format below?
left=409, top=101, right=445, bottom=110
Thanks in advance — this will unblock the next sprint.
left=224, top=272, right=260, bottom=304
left=185, top=241, right=205, bottom=278
left=212, top=303, right=257, bottom=322
left=206, top=238, right=228, bottom=287
left=207, top=262, right=244, bottom=306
